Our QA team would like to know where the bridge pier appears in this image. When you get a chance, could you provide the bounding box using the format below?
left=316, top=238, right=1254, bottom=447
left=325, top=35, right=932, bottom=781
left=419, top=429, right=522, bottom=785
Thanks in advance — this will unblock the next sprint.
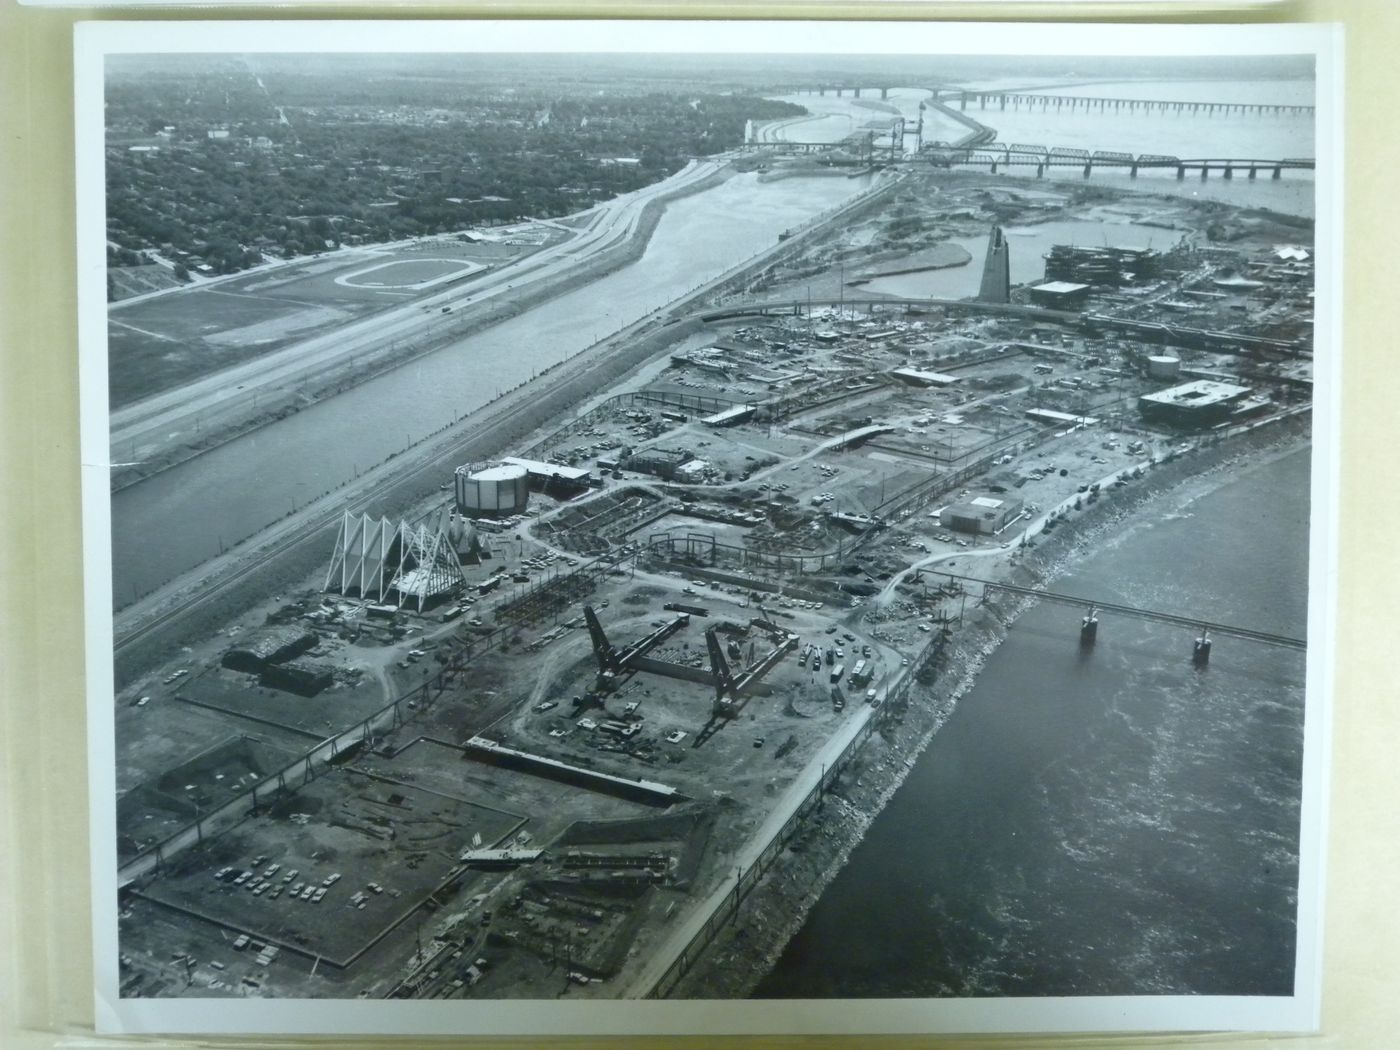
left=1193, top=632, right=1212, bottom=667
left=1036, top=163, right=1045, bottom=178
left=1224, top=164, right=1234, bottom=179
left=1177, top=165, right=1185, bottom=179
left=1130, top=162, right=1139, bottom=178
left=1083, top=163, right=1092, bottom=179
left=880, top=86, right=888, bottom=100
left=1080, top=610, right=1099, bottom=647
left=1248, top=165, right=1258, bottom=180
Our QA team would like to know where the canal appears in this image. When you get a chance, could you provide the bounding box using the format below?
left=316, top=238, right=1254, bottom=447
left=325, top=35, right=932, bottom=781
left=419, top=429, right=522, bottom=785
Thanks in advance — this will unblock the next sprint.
left=111, top=172, right=872, bottom=603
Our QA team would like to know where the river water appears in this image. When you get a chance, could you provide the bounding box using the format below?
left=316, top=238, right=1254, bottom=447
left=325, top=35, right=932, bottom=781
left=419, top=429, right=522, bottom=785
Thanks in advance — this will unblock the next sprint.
left=750, top=75, right=1318, bottom=1000
left=947, top=78, right=1317, bottom=216
left=767, top=88, right=969, bottom=146
left=110, top=173, right=870, bottom=602
left=110, top=67, right=1321, bottom=1000
left=958, top=78, right=1314, bottom=159
left=857, top=218, right=1182, bottom=301
left=756, top=446, right=1310, bottom=999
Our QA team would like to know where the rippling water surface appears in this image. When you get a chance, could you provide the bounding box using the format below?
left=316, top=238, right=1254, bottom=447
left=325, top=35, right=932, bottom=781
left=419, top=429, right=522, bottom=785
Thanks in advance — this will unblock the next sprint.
left=756, top=447, right=1310, bottom=998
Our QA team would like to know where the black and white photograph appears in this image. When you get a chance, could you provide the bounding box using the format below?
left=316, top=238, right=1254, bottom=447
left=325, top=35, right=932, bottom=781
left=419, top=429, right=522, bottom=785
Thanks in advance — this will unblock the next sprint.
left=77, top=20, right=1339, bottom=1036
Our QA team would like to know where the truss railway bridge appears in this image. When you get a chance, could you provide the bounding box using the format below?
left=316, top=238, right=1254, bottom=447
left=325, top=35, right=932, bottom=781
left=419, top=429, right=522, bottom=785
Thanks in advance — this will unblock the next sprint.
left=921, top=141, right=1315, bottom=181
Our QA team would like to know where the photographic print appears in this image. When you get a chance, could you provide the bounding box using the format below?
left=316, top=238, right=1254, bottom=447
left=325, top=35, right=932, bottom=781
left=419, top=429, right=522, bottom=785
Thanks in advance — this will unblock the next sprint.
left=78, top=20, right=1338, bottom=1036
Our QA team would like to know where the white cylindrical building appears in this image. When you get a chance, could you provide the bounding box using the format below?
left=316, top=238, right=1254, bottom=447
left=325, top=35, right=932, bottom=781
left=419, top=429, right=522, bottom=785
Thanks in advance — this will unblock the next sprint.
left=454, top=463, right=530, bottom=518
left=1147, top=355, right=1181, bottom=380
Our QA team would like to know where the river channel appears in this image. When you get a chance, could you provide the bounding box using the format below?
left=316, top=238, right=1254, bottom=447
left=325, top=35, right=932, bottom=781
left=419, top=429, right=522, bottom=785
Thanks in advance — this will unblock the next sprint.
left=942, top=77, right=1317, bottom=216
left=752, top=75, right=1318, bottom=1000
left=757, top=445, right=1311, bottom=999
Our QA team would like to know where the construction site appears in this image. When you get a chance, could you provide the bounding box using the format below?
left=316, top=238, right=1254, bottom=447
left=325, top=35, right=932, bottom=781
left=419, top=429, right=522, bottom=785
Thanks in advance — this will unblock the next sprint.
left=111, top=165, right=1315, bottom=1000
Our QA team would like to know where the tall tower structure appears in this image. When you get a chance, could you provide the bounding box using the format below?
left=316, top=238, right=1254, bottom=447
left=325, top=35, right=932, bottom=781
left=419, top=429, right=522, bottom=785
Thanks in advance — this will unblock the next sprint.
left=978, top=225, right=1011, bottom=303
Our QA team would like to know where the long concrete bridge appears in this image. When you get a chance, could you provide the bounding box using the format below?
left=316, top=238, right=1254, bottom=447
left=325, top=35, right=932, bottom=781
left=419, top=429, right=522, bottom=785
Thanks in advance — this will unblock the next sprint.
left=776, top=85, right=1311, bottom=118
left=798, top=84, right=895, bottom=99
left=941, top=89, right=1314, bottom=118
left=738, top=135, right=1313, bottom=181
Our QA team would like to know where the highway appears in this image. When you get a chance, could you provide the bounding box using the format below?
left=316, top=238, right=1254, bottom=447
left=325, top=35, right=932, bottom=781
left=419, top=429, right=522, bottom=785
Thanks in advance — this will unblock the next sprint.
left=107, top=159, right=727, bottom=469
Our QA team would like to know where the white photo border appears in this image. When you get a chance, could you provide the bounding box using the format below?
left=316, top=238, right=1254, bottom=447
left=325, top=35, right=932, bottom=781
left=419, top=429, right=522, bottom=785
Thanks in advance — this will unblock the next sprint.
left=77, top=18, right=1342, bottom=1036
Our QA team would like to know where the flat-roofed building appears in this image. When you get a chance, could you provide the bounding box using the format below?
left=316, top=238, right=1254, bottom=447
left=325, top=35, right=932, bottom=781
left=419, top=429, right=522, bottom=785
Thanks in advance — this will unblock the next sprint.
left=499, top=456, right=593, bottom=495
left=625, top=446, right=694, bottom=480
left=1025, top=407, right=1100, bottom=427
left=890, top=367, right=960, bottom=387
left=260, top=658, right=335, bottom=697
left=1138, top=380, right=1252, bottom=428
left=1029, top=281, right=1092, bottom=309
left=701, top=404, right=757, bottom=427
left=943, top=494, right=1024, bottom=535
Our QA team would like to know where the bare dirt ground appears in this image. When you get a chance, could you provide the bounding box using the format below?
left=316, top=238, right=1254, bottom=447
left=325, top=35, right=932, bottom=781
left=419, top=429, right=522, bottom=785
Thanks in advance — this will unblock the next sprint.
left=110, top=167, right=1313, bottom=1000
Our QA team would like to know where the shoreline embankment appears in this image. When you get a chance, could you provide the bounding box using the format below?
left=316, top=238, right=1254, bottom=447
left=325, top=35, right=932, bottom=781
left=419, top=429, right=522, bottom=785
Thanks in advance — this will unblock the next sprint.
left=665, top=413, right=1311, bottom=999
